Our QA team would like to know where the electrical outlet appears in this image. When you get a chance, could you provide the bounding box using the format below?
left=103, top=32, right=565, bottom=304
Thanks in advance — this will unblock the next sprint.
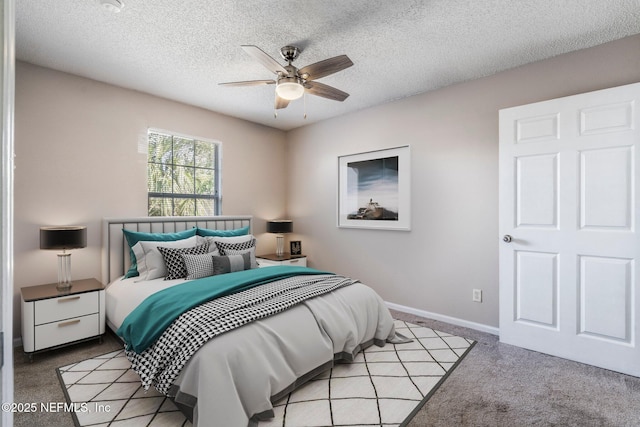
left=472, top=289, right=482, bottom=303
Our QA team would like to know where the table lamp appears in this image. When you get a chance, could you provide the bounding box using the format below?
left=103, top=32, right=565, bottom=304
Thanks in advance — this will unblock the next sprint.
left=266, top=220, right=292, bottom=257
left=40, top=226, right=87, bottom=291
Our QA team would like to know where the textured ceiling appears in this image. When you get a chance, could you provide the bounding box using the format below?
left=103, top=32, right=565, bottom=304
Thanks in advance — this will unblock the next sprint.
left=16, top=0, right=640, bottom=131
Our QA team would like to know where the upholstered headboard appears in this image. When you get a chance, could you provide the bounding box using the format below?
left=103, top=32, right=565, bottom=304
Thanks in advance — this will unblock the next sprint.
left=101, top=215, right=252, bottom=284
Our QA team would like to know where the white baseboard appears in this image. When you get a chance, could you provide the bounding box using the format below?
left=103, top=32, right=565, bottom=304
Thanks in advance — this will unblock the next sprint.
left=385, top=301, right=499, bottom=336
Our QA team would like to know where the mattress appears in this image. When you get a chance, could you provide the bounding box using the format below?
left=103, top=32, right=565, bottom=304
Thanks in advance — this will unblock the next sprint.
left=106, top=275, right=185, bottom=330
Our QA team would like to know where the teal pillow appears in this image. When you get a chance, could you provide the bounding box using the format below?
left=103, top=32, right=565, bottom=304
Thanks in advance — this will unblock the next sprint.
left=122, top=228, right=197, bottom=278
left=196, top=225, right=250, bottom=237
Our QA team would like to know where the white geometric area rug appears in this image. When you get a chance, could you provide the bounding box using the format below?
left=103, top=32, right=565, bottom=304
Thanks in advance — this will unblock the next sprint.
left=57, top=320, right=475, bottom=427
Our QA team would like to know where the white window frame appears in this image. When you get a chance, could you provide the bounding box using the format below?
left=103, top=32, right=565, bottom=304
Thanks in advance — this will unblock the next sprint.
left=147, top=128, right=222, bottom=216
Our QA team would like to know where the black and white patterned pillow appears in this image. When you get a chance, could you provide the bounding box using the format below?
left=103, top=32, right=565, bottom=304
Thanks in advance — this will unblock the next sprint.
left=212, top=252, right=252, bottom=275
left=216, top=238, right=256, bottom=267
left=182, top=253, right=215, bottom=280
left=215, top=237, right=256, bottom=254
left=157, top=243, right=209, bottom=280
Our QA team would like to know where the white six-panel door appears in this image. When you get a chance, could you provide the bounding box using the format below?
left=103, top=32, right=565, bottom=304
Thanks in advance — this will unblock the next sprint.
left=499, top=82, right=640, bottom=377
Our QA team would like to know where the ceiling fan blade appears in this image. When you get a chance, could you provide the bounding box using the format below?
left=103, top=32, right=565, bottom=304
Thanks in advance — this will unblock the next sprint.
left=275, top=96, right=290, bottom=110
left=304, top=81, right=350, bottom=102
left=241, top=45, right=288, bottom=75
left=218, top=79, right=275, bottom=87
left=299, top=55, right=353, bottom=81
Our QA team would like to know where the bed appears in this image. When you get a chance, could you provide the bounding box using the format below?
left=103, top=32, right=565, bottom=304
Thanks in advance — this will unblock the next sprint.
left=102, top=215, right=405, bottom=427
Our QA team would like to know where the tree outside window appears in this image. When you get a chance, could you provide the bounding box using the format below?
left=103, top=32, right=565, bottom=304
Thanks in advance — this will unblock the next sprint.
left=147, top=130, right=220, bottom=216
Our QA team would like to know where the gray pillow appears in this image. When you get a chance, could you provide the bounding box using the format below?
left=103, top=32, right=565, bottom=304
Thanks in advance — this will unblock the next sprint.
left=212, top=252, right=252, bottom=275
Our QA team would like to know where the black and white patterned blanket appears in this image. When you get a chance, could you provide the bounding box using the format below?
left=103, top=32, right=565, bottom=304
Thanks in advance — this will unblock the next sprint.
left=124, top=273, right=357, bottom=394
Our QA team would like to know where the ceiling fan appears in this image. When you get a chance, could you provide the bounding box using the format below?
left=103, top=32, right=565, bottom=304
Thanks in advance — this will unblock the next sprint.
left=219, top=45, right=354, bottom=114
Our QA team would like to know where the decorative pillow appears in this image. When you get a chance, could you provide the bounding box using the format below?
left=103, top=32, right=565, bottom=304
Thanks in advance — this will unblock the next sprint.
left=122, top=228, right=197, bottom=278
left=202, top=234, right=255, bottom=249
left=215, top=236, right=256, bottom=253
left=157, top=243, right=210, bottom=280
left=182, top=253, right=215, bottom=280
left=196, top=225, right=250, bottom=237
left=218, top=246, right=257, bottom=269
left=132, top=236, right=199, bottom=281
left=212, top=252, right=252, bottom=275
left=215, top=236, right=257, bottom=268
left=195, top=236, right=221, bottom=255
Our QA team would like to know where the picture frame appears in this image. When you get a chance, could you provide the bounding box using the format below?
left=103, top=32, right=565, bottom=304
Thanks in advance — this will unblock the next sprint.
left=338, top=145, right=411, bottom=230
left=290, top=240, right=302, bottom=255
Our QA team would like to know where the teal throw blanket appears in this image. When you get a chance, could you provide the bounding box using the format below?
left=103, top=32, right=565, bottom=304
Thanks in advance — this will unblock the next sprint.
left=117, top=266, right=332, bottom=353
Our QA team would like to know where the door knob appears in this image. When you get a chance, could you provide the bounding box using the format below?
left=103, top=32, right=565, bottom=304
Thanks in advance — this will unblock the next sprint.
left=503, top=235, right=513, bottom=243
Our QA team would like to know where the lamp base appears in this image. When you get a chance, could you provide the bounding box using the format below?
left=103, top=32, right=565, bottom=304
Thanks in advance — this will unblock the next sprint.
left=57, top=252, right=73, bottom=291
left=275, top=235, right=285, bottom=257
left=56, top=282, right=72, bottom=292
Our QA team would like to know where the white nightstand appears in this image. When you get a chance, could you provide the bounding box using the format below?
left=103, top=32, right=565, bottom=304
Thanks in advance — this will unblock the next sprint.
left=21, top=278, right=106, bottom=360
left=257, top=253, right=307, bottom=267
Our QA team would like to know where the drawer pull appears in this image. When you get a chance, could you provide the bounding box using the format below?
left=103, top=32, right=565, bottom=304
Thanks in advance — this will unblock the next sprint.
left=58, top=296, right=81, bottom=303
left=58, top=319, right=81, bottom=327
left=290, top=259, right=299, bottom=263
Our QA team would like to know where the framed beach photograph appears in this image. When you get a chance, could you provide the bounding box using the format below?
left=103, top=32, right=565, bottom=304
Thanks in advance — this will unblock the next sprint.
left=338, top=146, right=410, bottom=230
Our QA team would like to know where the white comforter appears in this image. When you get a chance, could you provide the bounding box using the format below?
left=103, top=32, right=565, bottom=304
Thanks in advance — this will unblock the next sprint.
left=106, top=272, right=398, bottom=427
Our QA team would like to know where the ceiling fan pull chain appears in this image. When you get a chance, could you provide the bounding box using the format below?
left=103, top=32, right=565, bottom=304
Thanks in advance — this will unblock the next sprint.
left=303, top=92, right=307, bottom=119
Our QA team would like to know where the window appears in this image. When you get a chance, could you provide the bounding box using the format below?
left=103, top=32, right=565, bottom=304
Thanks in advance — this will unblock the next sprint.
left=147, top=130, right=221, bottom=216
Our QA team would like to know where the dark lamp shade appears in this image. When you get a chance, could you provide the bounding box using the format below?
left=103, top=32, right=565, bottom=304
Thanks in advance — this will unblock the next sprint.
left=40, top=226, right=87, bottom=250
left=266, top=220, right=293, bottom=234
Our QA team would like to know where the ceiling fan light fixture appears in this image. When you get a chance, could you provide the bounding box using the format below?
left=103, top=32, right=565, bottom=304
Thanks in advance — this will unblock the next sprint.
left=276, top=78, right=304, bottom=100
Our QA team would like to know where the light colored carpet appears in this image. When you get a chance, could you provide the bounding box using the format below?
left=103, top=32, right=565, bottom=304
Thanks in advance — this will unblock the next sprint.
left=389, top=311, right=640, bottom=427
left=16, top=311, right=640, bottom=426
left=56, top=320, right=475, bottom=426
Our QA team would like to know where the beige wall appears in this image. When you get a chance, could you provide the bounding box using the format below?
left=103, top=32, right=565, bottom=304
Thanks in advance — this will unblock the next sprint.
left=13, top=62, right=287, bottom=337
left=286, top=34, right=640, bottom=329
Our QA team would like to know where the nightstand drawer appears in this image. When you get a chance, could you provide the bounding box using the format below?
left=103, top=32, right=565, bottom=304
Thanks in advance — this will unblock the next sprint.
left=258, top=257, right=307, bottom=267
left=280, top=258, right=306, bottom=267
left=34, top=313, right=100, bottom=351
left=34, top=292, right=99, bottom=325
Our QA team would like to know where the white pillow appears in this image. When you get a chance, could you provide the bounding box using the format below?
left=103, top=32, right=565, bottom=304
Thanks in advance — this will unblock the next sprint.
left=132, top=235, right=198, bottom=281
left=196, top=235, right=221, bottom=255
